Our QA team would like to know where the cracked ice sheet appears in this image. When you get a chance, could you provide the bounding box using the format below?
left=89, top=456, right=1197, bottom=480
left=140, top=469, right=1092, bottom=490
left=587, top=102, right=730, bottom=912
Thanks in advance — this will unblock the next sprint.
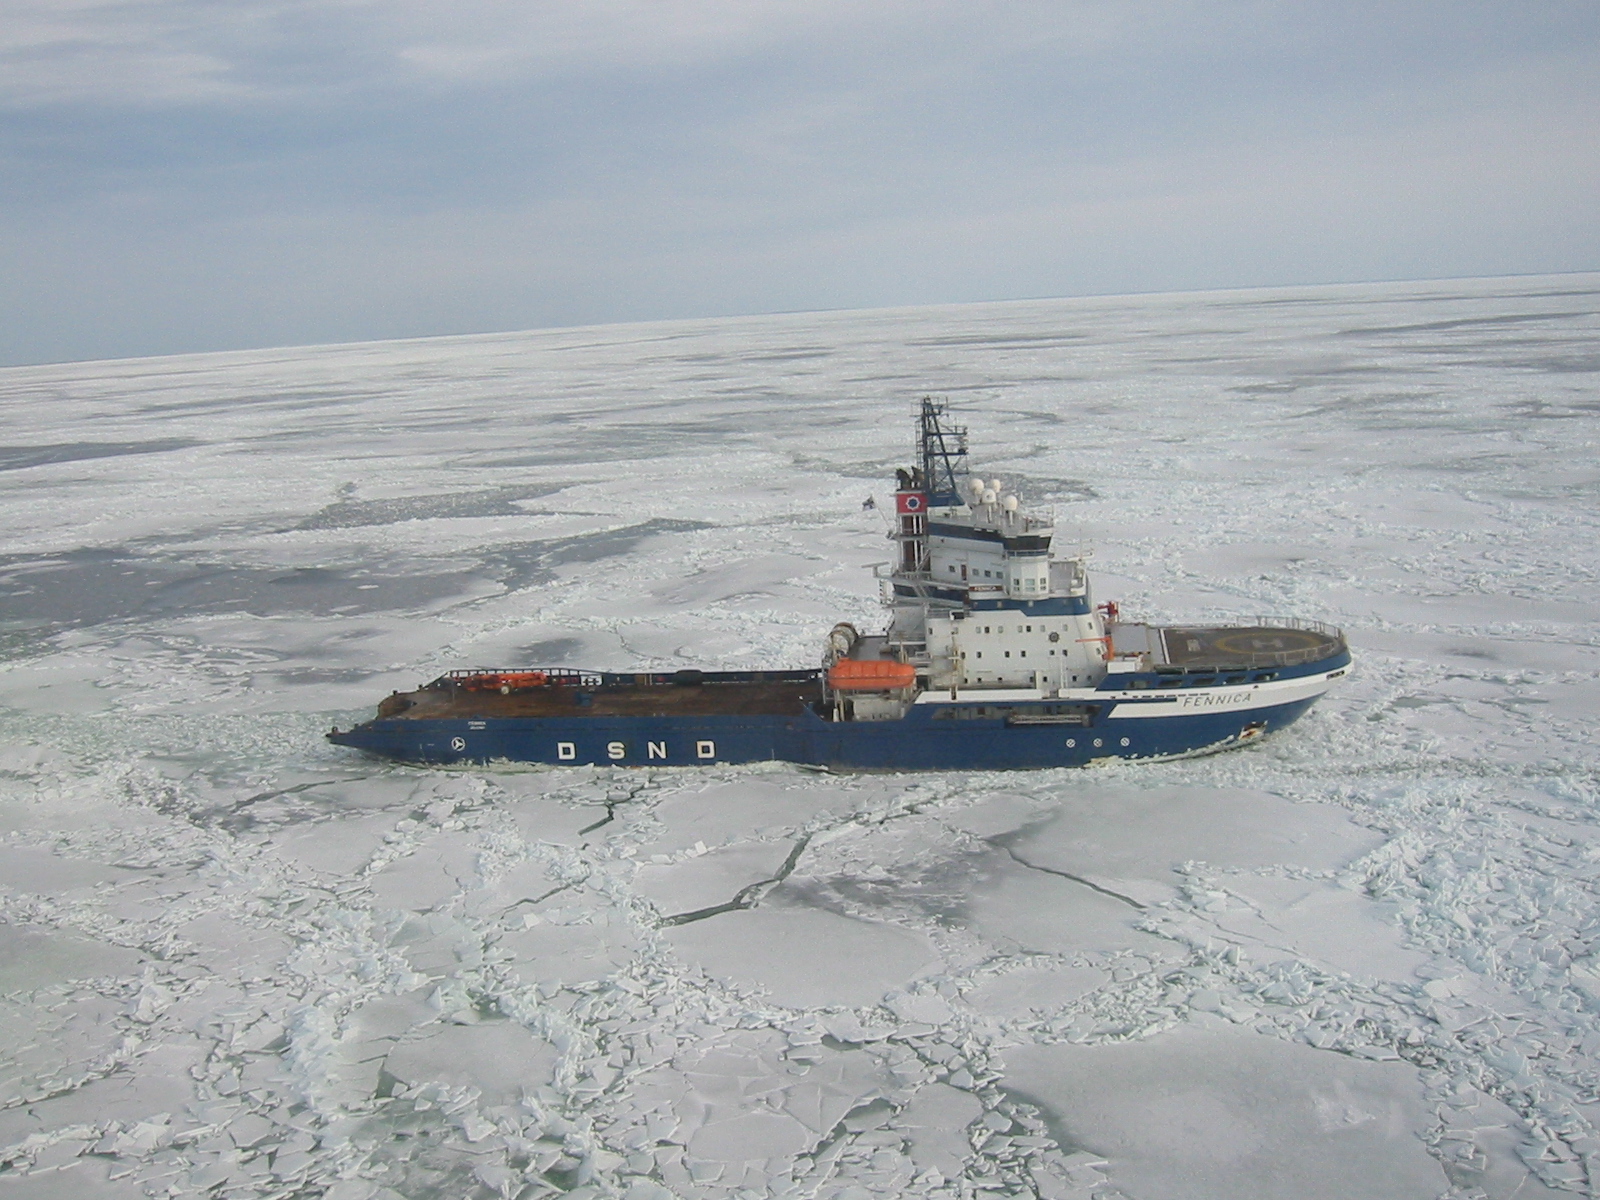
left=3, top=276, right=1600, bottom=1199
left=665, top=905, right=943, bottom=1008
left=1002, top=1021, right=1454, bottom=1200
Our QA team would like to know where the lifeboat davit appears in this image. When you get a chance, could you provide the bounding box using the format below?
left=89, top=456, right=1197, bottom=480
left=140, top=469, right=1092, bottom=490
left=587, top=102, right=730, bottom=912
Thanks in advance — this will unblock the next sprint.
left=827, top=658, right=916, bottom=692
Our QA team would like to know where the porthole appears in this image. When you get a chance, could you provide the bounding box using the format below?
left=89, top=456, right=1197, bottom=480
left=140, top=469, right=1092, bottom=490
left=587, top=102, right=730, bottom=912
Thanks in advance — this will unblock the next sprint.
left=1048, top=632, right=1060, bottom=643
left=1065, top=738, right=1076, bottom=748
left=1120, top=737, right=1130, bottom=747
left=1093, top=738, right=1103, bottom=748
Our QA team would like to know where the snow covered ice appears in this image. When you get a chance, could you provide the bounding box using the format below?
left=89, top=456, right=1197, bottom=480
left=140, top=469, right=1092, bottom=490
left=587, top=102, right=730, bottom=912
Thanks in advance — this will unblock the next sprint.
left=1, top=273, right=1598, bottom=1199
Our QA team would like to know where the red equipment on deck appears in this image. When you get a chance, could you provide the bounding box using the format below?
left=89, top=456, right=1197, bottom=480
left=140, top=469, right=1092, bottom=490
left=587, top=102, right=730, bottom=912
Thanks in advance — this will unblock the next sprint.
left=458, top=671, right=549, bottom=692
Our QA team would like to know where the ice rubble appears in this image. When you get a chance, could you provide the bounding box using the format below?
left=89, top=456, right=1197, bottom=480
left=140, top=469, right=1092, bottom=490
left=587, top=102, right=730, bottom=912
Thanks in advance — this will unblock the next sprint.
left=3, top=274, right=1600, bottom=1198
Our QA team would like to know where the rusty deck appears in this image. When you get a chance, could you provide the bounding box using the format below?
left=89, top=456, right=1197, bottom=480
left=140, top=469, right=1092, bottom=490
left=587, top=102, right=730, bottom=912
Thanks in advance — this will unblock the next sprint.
left=380, top=678, right=823, bottom=720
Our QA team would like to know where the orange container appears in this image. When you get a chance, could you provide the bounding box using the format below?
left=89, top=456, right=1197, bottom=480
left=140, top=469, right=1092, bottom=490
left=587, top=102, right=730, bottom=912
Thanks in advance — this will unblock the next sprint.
left=828, top=659, right=916, bottom=691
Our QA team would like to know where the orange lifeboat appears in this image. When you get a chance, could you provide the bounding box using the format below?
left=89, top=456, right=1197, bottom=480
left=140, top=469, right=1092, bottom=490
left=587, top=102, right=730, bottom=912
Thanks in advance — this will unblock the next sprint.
left=827, top=658, right=916, bottom=692
left=462, top=671, right=549, bottom=692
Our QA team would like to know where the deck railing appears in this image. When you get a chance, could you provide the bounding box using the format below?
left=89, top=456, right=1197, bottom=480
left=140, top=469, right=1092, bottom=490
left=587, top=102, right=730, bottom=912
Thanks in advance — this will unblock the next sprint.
left=426, top=667, right=820, bottom=690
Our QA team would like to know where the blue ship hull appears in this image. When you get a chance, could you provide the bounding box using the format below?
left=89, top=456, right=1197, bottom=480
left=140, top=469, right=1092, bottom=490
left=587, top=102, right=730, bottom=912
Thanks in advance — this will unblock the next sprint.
left=328, top=657, right=1343, bottom=771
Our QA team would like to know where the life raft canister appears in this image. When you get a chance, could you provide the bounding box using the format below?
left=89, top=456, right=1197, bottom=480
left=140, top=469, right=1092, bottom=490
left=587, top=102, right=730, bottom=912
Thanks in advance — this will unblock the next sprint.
left=827, top=658, right=916, bottom=692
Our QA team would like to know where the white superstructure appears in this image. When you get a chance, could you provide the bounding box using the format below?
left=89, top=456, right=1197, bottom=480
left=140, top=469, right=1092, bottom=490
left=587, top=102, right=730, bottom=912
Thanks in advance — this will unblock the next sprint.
left=874, top=403, right=1113, bottom=695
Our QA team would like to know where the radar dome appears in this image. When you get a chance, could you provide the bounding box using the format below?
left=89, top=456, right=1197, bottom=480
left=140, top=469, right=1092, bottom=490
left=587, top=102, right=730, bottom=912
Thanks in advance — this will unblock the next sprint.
left=1003, top=495, right=1019, bottom=512
left=981, top=489, right=997, bottom=504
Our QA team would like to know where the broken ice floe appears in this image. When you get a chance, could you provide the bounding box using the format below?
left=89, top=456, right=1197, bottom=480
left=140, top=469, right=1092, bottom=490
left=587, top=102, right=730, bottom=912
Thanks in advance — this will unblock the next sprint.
left=5, top=278, right=1600, bottom=1198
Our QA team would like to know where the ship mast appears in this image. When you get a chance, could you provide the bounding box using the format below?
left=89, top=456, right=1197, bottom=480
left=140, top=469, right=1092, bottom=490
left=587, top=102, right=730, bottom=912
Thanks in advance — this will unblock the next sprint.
left=918, top=397, right=968, bottom=507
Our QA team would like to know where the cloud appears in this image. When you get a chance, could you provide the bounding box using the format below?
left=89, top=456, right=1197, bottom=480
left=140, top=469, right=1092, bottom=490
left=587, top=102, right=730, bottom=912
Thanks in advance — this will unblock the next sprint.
left=0, top=1, right=1597, bottom=364
left=0, top=0, right=946, bottom=106
left=5, top=1, right=1420, bottom=109
left=0, top=0, right=343, bottom=105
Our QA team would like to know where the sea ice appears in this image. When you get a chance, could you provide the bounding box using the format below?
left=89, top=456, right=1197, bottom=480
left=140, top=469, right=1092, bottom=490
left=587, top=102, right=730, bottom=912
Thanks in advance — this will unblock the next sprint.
left=1001, top=1021, right=1446, bottom=1200
left=3, top=274, right=1599, bottom=1197
left=665, top=904, right=942, bottom=1008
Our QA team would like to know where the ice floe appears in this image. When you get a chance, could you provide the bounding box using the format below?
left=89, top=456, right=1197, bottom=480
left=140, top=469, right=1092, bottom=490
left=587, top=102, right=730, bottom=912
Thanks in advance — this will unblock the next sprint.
left=3, top=274, right=1599, bottom=1197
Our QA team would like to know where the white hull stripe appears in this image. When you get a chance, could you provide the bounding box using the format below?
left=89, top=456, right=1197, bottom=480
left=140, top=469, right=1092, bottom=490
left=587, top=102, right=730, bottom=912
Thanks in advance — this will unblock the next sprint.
left=1106, top=674, right=1333, bottom=718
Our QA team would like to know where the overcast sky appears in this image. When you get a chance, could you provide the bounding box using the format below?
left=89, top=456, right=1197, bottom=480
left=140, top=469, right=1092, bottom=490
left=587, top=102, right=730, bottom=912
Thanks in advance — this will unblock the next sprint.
left=2, top=0, right=1597, bottom=365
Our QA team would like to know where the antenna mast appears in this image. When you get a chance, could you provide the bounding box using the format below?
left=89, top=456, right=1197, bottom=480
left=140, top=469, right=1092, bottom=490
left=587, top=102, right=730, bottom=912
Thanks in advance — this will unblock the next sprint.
left=918, top=397, right=968, bottom=506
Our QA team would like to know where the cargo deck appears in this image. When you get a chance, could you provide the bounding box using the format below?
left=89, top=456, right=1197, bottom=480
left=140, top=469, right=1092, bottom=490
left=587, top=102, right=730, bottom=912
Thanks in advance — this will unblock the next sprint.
left=379, top=672, right=823, bottom=721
